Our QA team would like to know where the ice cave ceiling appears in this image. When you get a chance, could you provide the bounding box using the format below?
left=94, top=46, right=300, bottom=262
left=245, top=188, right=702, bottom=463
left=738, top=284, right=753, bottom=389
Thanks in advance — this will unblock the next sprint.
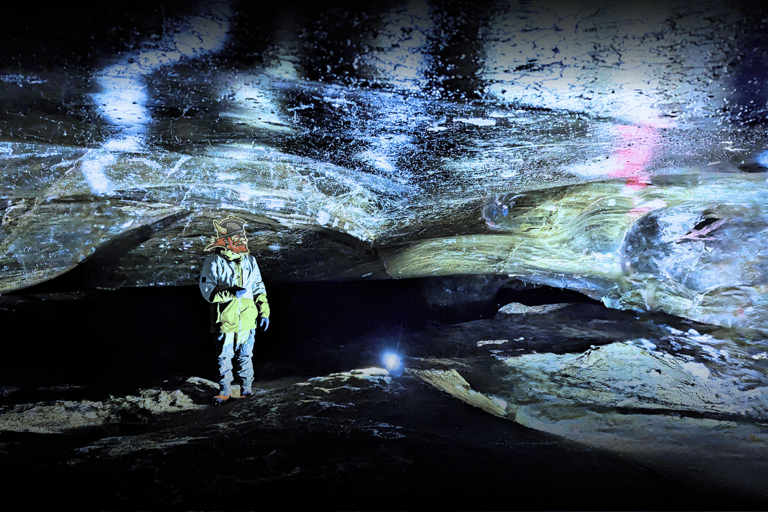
left=2, top=0, right=768, bottom=335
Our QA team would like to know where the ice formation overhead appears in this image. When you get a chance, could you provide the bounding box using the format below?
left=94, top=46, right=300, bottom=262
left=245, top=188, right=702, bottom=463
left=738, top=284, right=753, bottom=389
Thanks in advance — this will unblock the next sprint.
left=3, top=4, right=768, bottom=507
left=2, top=0, right=768, bottom=336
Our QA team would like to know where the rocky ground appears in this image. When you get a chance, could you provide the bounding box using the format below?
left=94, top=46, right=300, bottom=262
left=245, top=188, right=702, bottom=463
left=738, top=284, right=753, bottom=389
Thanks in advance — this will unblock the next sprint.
left=2, top=285, right=767, bottom=510
left=0, top=368, right=752, bottom=511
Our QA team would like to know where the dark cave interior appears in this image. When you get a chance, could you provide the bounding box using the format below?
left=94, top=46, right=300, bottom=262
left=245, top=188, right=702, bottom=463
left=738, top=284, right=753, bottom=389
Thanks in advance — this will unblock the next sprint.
left=0, top=272, right=599, bottom=398
left=3, top=1, right=768, bottom=508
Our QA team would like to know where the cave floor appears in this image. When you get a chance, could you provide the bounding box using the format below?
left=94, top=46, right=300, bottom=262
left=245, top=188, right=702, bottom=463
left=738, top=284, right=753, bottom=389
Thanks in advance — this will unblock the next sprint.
left=1, top=369, right=753, bottom=511
left=1, top=283, right=767, bottom=510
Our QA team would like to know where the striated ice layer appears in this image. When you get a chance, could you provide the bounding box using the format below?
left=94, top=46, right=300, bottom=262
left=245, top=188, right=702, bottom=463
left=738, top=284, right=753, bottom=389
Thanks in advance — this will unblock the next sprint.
left=3, top=0, right=768, bottom=339
left=385, top=174, right=768, bottom=335
left=0, top=142, right=399, bottom=290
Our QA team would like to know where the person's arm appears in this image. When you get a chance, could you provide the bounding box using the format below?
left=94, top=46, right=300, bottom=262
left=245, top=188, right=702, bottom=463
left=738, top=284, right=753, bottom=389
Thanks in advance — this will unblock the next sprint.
left=255, top=293, right=270, bottom=330
left=199, top=255, right=238, bottom=303
left=247, top=257, right=270, bottom=329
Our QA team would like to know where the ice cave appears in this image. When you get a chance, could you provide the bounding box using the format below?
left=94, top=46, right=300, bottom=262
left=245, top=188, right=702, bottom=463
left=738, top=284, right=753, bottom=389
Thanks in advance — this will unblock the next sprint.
left=2, top=0, right=768, bottom=509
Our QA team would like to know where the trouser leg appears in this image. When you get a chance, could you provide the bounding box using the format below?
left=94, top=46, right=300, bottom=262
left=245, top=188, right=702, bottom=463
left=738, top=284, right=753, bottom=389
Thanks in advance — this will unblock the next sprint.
left=216, top=332, right=236, bottom=393
left=234, top=329, right=256, bottom=389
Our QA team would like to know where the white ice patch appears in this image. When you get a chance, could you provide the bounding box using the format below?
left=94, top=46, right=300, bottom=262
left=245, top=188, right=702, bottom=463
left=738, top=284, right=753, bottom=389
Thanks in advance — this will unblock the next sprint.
left=687, top=330, right=731, bottom=363
left=490, top=395, right=508, bottom=411
left=93, top=5, right=232, bottom=150
left=102, top=135, right=144, bottom=153
left=316, top=210, right=331, bottom=225
left=263, top=198, right=286, bottom=210
left=235, top=184, right=254, bottom=201
left=564, top=159, right=613, bottom=177
left=80, top=151, right=115, bottom=195
left=477, top=339, right=509, bottom=347
left=681, top=361, right=711, bottom=381
left=635, top=338, right=657, bottom=351
left=455, top=117, right=496, bottom=127
left=637, top=199, right=667, bottom=211
left=362, top=149, right=398, bottom=174
left=700, top=344, right=730, bottom=362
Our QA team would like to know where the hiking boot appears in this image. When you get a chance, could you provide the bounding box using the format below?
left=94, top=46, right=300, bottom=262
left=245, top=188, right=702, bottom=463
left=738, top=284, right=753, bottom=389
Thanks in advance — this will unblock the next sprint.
left=241, top=386, right=254, bottom=397
left=213, top=388, right=231, bottom=406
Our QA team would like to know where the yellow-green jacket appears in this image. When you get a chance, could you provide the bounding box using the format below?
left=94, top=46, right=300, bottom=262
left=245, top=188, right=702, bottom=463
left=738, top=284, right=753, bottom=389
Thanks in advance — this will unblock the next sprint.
left=199, top=249, right=270, bottom=333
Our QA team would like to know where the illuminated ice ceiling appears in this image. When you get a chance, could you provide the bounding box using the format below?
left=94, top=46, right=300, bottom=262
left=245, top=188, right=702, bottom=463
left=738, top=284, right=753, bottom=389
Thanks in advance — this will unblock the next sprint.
left=2, top=0, right=768, bottom=335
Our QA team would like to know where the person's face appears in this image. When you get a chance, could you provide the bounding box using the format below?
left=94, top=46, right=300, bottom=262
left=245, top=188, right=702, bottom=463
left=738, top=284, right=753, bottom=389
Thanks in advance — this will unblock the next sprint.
left=226, top=234, right=249, bottom=253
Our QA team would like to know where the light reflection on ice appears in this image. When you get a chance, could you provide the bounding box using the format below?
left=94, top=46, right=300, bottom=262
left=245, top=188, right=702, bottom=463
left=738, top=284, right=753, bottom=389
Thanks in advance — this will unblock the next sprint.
left=455, top=118, right=496, bottom=127
left=358, top=0, right=431, bottom=93
left=361, top=149, right=398, bottom=174
left=360, top=131, right=413, bottom=184
left=80, top=150, right=115, bottom=195
left=263, top=198, right=286, bottom=210
left=564, top=122, right=664, bottom=185
left=316, top=210, right=331, bottom=225
left=216, top=172, right=238, bottom=181
left=92, top=4, right=233, bottom=151
left=93, top=71, right=149, bottom=126
left=222, top=80, right=295, bottom=133
left=481, top=2, right=685, bottom=127
left=234, top=184, right=254, bottom=201
left=101, top=135, right=146, bottom=153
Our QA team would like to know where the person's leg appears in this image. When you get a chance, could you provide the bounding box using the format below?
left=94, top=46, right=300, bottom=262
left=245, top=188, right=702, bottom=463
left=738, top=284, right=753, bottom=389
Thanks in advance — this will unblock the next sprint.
left=214, top=332, right=236, bottom=404
left=235, top=329, right=256, bottom=395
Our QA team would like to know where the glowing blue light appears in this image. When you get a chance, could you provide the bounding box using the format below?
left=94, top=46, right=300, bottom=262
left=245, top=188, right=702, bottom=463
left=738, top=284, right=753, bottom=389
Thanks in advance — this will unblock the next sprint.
left=383, top=353, right=399, bottom=369
left=381, top=351, right=404, bottom=376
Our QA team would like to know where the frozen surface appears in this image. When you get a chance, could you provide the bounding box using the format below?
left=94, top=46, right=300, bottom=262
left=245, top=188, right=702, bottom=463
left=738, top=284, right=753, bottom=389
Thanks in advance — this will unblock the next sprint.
left=2, top=2, right=768, bottom=326
left=2, top=3, right=768, bottom=505
left=3, top=2, right=768, bottom=316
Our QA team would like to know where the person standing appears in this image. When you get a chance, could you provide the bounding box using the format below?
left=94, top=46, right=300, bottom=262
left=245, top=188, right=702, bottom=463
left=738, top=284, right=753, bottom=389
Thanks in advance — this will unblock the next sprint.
left=199, top=216, right=270, bottom=405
